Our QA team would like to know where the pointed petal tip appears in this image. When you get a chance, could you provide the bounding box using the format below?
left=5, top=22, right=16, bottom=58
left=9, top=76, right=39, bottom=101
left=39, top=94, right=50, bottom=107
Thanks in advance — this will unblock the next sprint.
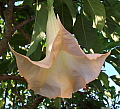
left=107, top=50, right=111, bottom=55
left=86, top=51, right=111, bottom=60
left=56, top=14, right=60, bottom=20
left=56, top=15, right=63, bottom=28
left=8, top=44, right=17, bottom=55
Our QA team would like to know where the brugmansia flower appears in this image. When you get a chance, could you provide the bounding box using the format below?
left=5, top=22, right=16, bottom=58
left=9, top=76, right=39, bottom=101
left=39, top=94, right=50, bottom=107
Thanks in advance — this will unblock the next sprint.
left=9, top=5, right=110, bottom=98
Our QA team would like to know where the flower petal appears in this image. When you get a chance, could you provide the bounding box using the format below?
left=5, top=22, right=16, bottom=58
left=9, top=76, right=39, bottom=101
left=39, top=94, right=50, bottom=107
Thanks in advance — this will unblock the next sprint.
left=9, top=21, right=110, bottom=98
left=9, top=6, right=110, bottom=98
left=46, top=6, right=59, bottom=55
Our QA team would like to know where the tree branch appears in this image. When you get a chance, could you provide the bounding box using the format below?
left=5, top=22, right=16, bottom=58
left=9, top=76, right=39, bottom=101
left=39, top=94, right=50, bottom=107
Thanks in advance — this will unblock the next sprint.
left=0, top=75, right=26, bottom=82
left=0, top=0, right=35, bottom=56
left=14, top=81, right=25, bottom=109
left=19, top=28, right=31, bottom=43
left=0, top=0, right=15, bottom=56
left=0, top=74, right=45, bottom=108
left=13, top=17, right=31, bottom=43
left=30, top=96, right=45, bottom=109
left=13, top=16, right=35, bottom=32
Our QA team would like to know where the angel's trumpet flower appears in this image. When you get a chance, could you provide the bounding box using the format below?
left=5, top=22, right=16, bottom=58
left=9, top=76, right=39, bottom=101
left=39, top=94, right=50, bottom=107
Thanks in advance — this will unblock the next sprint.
left=9, top=5, right=110, bottom=98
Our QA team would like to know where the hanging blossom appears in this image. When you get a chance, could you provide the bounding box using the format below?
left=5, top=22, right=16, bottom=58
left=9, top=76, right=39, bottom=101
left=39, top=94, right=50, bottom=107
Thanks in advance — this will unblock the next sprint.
left=9, top=5, right=110, bottom=98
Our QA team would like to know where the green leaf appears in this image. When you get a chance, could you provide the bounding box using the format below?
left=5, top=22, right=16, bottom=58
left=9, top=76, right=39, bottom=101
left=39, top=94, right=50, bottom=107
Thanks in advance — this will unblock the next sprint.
left=23, top=0, right=33, bottom=6
left=111, top=47, right=120, bottom=56
left=73, top=14, right=102, bottom=53
left=106, top=56, right=120, bottom=74
left=110, top=75, right=120, bottom=86
left=0, top=60, right=11, bottom=74
left=26, top=4, right=48, bottom=56
left=0, top=88, right=4, bottom=98
left=106, top=7, right=120, bottom=27
left=107, top=61, right=120, bottom=74
left=10, top=33, right=28, bottom=46
left=99, top=72, right=109, bottom=88
left=107, top=56, right=120, bottom=67
left=29, top=43, right=42, bottom=61
left=63, top=0, right=76, bottom=18
left=0, top=99, right=4, bottom=108
left=55, top=3, right=72, bottom=32
left=106, top=19, right=117, bottom=34
left=8, top=60, right=17, bottom=72
left=104, top=41, right=120, bottom=50
left=54, top=97, right=61, bottom=109
left=83, top=0, right=106, bottom=31
left=112, top=1, right=120, bottom=12
left=90, top=79, right=104, bottom=92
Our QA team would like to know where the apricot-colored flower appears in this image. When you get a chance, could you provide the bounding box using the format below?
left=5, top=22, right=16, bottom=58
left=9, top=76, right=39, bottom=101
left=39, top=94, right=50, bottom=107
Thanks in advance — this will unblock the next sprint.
left=9, top=6, right=110, bottom=98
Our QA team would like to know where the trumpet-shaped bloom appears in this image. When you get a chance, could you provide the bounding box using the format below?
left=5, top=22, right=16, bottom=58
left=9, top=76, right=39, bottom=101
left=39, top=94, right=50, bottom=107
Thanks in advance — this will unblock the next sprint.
left=9, top=6, right=110, bottom=98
